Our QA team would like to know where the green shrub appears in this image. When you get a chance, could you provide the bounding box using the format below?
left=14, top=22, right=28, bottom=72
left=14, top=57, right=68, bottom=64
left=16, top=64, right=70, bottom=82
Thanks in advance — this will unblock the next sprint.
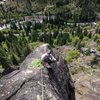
left=29, top=59, right=42, bottom=69
left=71, top=36, right=79, bottom=46
left=83, top=36, right=89, bottom=41
left=97, top=45, right=100, bottom=51
left=66, top=49, right=80, bottom=63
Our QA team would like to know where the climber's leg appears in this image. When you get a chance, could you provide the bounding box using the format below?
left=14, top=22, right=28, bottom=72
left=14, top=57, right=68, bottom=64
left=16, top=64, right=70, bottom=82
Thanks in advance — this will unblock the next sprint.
left=47, top=68, right=53, bottom=74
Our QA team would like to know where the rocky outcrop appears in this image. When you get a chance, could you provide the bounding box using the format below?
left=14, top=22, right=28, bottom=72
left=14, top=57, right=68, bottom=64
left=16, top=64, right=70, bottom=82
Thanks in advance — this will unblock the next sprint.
left=0, top=44, right=75, bottom=100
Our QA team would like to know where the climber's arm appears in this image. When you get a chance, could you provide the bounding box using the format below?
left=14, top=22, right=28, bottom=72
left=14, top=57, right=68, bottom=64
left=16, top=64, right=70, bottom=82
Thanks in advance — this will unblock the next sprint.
left=49, top=54, right=56, bottom=61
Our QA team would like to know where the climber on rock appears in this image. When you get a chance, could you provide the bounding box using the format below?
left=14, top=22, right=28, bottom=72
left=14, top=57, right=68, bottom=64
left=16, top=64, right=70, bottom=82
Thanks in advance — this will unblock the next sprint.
left=41, top=50, right=56, bottom=69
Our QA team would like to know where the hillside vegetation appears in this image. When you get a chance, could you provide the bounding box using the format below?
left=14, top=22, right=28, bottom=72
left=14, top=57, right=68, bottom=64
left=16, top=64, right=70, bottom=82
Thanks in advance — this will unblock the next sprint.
left=0, top=0, right=100, bottom=23
left=0, top=0, right=100, bottom=76
left=0, top=1, right=100, bottom=100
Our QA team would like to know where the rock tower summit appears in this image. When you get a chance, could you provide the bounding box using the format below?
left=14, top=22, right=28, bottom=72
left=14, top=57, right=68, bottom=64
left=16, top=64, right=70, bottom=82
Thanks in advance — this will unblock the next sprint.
left=0, top=44, right=75, bottom=100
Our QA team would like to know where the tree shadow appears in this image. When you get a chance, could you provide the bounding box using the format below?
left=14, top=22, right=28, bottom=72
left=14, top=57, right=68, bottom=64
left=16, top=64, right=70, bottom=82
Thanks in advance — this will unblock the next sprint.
left=1, top=67, right=19, bottom=76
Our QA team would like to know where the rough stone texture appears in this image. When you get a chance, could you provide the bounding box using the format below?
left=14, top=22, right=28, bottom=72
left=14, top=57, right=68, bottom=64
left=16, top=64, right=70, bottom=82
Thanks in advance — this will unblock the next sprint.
left=0, top=44, right=75, bottom=100
left=74, top=72, right=100, bottom=100
left=53, top=46, right=100, bottom=100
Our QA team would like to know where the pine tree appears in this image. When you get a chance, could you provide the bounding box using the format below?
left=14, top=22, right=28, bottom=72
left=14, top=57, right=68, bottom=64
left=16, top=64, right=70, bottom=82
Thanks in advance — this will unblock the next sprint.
left=88, top=32, right=92, bottom=38
left=0, top=47, right=12, bottom=70
left=78, top=0, right=96, bottom=22
left=15, top=45, right=22, bottom=57
left=47, top=32, right=53, bottom=45
left=76, top=40, right=81, bottom=49
left=96, top=26, right=100, bottom=34
left=76, top=25, right=82, bottom=36
left=31, top=31, right=38, bottom=42
left=79, top=32, right=84, bottom=40
left=52, top=29, right=58, bottom=39
left=10, top=22, right=17, bottom=30
left=11, top=54, right=19, bottom=65
left=18, top=22, right=22, bottom=30
left=0, top=32, right=5, bottom=43
left=83, top=29, right=88, bottom=36
left=56, top=32, right=63, bottom=46
left=62, top=33, right=68, bottom=45
left=23, top=45, right=31, bottom=57
left=38, top=34, right=44, bottom=42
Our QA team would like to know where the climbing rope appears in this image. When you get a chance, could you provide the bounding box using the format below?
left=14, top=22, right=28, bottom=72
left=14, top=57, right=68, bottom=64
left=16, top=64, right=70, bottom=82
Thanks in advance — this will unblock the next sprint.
left=41, top=68, right=44, bottom=100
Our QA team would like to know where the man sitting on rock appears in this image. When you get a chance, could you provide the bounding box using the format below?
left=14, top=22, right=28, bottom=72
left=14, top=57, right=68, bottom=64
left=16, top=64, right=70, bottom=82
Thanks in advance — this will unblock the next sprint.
left=41, top=50, right=56, bottom=69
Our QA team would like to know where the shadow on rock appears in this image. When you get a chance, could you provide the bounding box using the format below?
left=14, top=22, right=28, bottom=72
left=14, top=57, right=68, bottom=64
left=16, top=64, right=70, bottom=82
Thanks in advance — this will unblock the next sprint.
left=47, top=57, right=75, bottom=100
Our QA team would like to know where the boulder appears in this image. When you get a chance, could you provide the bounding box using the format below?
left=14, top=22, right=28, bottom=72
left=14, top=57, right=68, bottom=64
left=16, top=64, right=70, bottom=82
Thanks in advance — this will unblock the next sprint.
left=80, top=47, right=90, bottom=55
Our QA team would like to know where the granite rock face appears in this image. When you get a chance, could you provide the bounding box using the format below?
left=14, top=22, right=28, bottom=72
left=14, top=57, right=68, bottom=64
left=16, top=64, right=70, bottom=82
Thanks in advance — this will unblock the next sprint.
left=75, top=72, right=100, bottom=100
left=0, top=44, right=75, bottom=100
